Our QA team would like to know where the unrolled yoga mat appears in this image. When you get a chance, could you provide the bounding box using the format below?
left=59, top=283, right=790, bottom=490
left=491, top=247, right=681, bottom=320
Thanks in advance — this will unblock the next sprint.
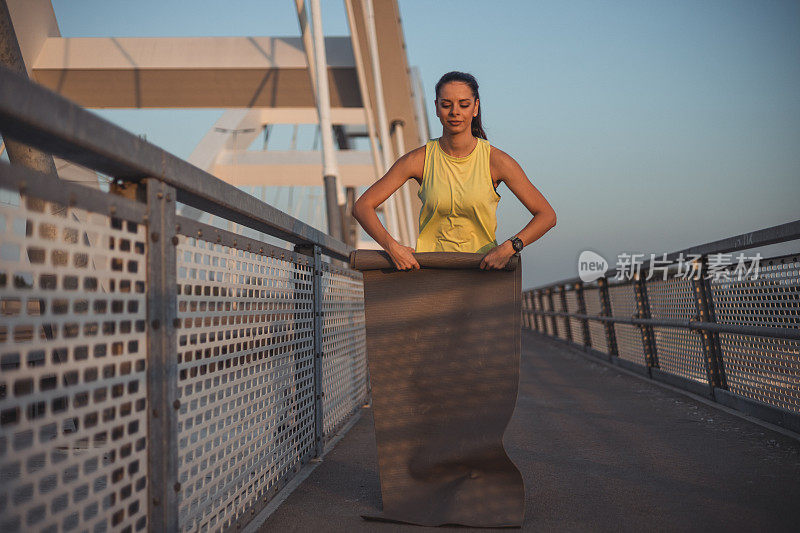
left=350, top=250, right=526, bottom=528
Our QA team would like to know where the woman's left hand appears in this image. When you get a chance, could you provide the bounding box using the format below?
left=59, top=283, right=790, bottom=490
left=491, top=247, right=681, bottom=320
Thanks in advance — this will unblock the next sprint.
left=480, top=240, right=517, bottom=270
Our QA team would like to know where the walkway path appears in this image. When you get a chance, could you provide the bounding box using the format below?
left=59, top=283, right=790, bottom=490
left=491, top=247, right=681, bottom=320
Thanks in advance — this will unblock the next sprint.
left=258, top=330, right=800, bottom=531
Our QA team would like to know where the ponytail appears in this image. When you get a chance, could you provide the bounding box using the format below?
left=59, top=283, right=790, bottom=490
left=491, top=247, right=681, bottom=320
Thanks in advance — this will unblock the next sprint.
left=435, top=71, right=487, bottom=140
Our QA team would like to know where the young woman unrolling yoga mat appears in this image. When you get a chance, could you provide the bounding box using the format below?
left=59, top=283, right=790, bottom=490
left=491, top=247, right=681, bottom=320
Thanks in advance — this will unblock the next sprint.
left=351, top=71, right=557, bottom=528
left=353, top=70, right=557, bottom=270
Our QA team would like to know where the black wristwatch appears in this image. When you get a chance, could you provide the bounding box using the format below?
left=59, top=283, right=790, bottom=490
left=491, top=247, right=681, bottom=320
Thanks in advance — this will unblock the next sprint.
left=509, top=236, right=524, bottom=253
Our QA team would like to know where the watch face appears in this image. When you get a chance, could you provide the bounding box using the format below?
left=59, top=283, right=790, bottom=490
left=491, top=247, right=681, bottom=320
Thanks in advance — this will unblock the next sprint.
left=512, top=238, right=523, bottom=252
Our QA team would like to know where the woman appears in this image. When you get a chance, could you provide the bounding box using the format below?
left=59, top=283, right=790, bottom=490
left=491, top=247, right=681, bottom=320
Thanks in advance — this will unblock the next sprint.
left=353, top=70, right=556, bottom=269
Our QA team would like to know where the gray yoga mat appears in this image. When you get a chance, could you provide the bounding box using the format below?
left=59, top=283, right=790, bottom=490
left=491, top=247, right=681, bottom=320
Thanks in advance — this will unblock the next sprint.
left=350, top=250, right=525, bottom=528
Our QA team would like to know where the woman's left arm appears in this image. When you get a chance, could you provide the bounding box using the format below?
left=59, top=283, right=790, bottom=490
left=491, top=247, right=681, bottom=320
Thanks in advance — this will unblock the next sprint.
left=479, top=148, right=557, bottom=270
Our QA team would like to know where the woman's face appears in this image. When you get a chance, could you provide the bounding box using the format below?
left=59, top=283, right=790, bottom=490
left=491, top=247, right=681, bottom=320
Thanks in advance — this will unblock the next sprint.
left=435, top=81, right=479, bottom=136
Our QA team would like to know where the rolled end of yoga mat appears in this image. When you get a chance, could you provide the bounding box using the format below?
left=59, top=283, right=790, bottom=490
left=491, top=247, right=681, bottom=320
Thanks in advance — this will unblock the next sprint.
left=352, top=249, right=526, bottom=528
left=349, top=249, right=520, bottom=271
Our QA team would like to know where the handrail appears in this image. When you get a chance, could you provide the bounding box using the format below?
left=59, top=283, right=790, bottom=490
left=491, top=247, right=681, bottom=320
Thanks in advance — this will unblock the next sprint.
left=0, top=65, right=351, bottom=260
left=530, top=309, right=800, bottom=341
left=522, top=224, right=800, bottom=432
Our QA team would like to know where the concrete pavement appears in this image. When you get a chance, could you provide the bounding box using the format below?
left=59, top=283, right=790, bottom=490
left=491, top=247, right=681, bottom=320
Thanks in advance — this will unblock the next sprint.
left=257, top=330, right=800, bottom=532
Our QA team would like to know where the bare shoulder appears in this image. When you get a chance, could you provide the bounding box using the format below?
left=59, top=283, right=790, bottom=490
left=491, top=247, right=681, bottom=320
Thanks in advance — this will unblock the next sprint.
left=489, top=145, right=523, bottom=179
left=398, top=144, right=427, bottom=184
left=403, top=144, right=427, bottom=166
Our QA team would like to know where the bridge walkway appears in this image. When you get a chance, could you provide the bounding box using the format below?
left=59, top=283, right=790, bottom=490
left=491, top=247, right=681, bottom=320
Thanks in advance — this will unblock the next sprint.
left=256, top=330, right=800, bottom=532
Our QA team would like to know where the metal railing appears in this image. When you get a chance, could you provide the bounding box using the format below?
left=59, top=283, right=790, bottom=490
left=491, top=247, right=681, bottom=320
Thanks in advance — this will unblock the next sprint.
left=0, top=66, right=368, bottom=532
left=523, top=220, right=800, bottom=434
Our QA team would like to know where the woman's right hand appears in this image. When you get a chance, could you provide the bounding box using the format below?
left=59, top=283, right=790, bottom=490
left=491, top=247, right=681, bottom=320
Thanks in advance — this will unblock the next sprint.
left=387, top=242, right=420, bottom=271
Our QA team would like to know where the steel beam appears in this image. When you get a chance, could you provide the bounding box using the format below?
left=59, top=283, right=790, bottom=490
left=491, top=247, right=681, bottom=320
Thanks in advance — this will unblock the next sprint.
left=211, top=150, right=377, bottom=187
left=30, top=36, right=360, bottom=108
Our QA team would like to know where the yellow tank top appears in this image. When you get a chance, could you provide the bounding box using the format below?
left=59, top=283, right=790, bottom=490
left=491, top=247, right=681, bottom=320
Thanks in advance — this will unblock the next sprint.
left=415, top=137, right=500, bottom=253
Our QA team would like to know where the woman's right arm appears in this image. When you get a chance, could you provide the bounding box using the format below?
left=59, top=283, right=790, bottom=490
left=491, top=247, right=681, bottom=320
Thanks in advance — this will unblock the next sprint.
left=352, top=146, right=425, bottom=270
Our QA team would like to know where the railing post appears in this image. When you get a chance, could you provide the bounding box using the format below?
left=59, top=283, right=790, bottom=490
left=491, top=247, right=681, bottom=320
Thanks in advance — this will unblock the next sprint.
left=536, top=290, right=547, bottom=334
left=634, top=272, right=659, bottom=369
left=559, top=284, right=572, bottom=341
left=145, top=179, right=179, bottom=532
left=546, top=287, right=559, bottom=337
left=692, top=256, right=727, bottom=397
left=522, top=291, right=533, bottom=330
left=297, top=243, right=325, bottom=458
left=526, top=291, right=535, bottom=330
left=575, top=281, right=591, bottom=348
left=597, top=277, right=619, bottom=357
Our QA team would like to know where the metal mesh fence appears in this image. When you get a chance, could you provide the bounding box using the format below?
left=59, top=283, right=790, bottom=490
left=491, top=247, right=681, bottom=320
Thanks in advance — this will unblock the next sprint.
left=174, top=237, right=316, bottom=531
left=534, top=292, right=544, bottom=332
left=554, top=289, right=570, bottom=341
left=521, top=292, right=532, bottom=330
left=0, top=194, right=149, bottom=532
left=525, top=246, right=799, bottom=434
left=320, top=262, right=368, bottom=439
left=0, top=66, right=374, bottom=531
left=608, top=281, right=645, bottom=365
left=646, top=276, right=706, bottom=382
left=564, top=288, right=585, bottom=345
left=0, top=181, right=368, bottom=532
left=542, top=293, right=554, bottom=336
left=711, top=255, right=800, bottom=413
left=530, top=291, right=541, bottom=332
left=527, top=292, right=536, bottom=330
left=583, top=286, right=609, bottom=354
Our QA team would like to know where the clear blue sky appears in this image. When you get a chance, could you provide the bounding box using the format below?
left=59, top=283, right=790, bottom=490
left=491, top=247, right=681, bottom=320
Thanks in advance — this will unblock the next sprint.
left=50, top=0, right=800, bottom=288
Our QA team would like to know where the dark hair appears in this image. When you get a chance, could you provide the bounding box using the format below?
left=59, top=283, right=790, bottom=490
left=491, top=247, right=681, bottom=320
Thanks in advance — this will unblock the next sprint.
left=434, top=71, right=487, bottom=140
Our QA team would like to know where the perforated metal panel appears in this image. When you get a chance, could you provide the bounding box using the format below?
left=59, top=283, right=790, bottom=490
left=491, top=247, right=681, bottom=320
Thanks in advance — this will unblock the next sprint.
left=564, top=288, right=585, bottom=345
left=541, top=293, right=554, bottom=336
left=527, top=292, right=536, bottom=329
left=646, top=277, right=706, bottom=382
left=521, top=293, right=531, bottom=330
left=530, top=292, right=541, bottom=332
left=175, top=237, right=315, bottom=531
left=520, top=293, right=528, bottom=329
left=320, top=262, right=367, bottom=438
left=583, top=286, right=609, bottom=354
left=531, top=291, right=545, bottom=333
left=710, top=255, right=800, bottom=413
left=0, top=195, right=149, bottom=532
left=608, top=282, right=645, bottom=365
left=554, top=289, right=570, bottom=341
